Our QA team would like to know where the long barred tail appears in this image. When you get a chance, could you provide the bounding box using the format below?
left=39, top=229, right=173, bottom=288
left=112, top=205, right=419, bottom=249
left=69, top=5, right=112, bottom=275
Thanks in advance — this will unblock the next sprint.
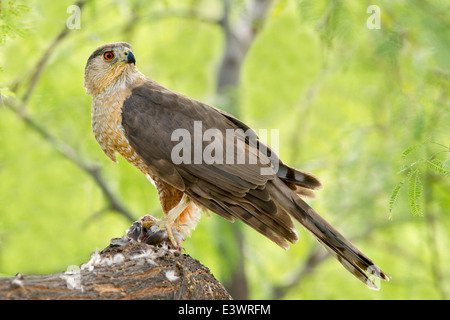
left=269, top=178, right=390, bottom=290
left=291, top=195, right=390, bottom=289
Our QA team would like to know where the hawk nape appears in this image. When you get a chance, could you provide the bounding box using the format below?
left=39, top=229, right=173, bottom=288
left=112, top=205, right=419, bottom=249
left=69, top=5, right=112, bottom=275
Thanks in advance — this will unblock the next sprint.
left=84, top=42, right=389, bottom=289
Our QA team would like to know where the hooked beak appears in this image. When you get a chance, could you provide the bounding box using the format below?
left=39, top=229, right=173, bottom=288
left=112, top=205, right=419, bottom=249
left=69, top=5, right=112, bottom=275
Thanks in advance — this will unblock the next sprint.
left=124, top=50, right=136, bottom=64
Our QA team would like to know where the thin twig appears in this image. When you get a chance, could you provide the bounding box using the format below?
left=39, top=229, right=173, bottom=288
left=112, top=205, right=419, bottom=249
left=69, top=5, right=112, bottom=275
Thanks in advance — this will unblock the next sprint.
left=21, top=29, right=68, bottom=103
left=20, top=0, right=87, bottom=103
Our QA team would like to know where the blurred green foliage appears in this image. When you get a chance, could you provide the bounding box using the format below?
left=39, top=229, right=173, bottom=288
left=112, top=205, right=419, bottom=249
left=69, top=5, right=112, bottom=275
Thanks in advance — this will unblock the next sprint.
left=0, top=0, right=449, bottom=299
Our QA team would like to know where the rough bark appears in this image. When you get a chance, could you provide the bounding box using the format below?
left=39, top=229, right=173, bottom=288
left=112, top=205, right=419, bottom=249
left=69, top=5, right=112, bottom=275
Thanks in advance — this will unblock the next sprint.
left=0, top=238, right=232, bottom=300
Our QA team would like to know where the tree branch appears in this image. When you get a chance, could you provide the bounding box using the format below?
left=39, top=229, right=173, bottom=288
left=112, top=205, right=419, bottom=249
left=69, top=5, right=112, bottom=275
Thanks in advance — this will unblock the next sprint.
left=0, top=239, right=232, bottom=300
left=11, top=0, right=88, bottom=102
left=216, top=0, right=273, bottom=113
left=1, top=95, right=135, bottom=221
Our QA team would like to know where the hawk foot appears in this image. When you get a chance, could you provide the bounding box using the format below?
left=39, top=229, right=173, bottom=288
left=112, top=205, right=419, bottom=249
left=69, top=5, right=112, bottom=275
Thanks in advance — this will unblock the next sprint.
left=127, top=215, right=185, bottom=250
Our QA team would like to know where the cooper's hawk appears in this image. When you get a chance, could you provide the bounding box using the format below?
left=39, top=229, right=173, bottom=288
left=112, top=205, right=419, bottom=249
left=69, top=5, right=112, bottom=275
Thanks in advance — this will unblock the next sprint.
left=84, top=42, right=389, bottom=289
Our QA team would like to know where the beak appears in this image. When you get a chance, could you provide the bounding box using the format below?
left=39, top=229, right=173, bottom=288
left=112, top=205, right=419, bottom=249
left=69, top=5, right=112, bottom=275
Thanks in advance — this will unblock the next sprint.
left=125, top=50, right=136, bottom=64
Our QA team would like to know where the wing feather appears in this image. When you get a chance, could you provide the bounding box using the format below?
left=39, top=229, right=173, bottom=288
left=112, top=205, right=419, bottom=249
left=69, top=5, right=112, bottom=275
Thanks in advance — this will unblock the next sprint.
left=121, top=80, right=298, bottom=246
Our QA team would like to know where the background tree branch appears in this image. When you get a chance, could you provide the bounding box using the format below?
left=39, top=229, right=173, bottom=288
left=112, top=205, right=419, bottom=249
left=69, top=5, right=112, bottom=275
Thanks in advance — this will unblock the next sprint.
left=1, top=95, right=134, bottom=221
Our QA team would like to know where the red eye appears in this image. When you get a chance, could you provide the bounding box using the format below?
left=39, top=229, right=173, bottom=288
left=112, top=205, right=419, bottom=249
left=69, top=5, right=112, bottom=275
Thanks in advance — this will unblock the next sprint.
left=103, top=51, right=114, bottom=60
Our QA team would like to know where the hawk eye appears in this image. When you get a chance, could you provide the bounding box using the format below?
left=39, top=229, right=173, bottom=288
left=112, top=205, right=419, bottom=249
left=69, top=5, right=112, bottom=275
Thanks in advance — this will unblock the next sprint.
left=103, top=51, right=114, bottom=60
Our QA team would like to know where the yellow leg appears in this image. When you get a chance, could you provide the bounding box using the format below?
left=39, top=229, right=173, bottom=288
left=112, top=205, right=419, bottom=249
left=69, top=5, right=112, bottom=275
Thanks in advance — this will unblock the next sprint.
left=148, top=194, right=190, bottom=248
left=166, top=194, right=190, bottom=223
left=163, top=194, right=189, bottom=247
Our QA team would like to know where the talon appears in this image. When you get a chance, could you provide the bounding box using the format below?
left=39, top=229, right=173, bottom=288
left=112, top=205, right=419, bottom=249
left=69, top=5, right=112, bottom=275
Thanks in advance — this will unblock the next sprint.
left=154, top=219, right=183, bottom=249
left=133, top=215, right=185, bottom=249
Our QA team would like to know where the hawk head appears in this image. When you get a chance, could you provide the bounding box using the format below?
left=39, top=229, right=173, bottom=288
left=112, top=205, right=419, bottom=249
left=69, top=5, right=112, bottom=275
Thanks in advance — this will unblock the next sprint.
left=84, top=42, right=137, bottom=95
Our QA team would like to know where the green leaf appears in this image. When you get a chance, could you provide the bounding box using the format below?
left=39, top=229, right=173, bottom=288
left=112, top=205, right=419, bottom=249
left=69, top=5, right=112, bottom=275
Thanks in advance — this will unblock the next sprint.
left=426, top=159, right=449, bottom=176
left=401, top=142, right=426, bottom=160
left=388, top=177, right=407, bottom=219
left=444, top=153, right=450, bottom=173
left=408, top=169, right=423, bottom=216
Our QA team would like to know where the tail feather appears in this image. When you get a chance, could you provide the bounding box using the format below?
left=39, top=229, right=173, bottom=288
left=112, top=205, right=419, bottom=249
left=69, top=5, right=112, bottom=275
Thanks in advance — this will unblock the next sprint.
left=277, top=162, right=322, bottom=199
left=292, top=195, right=390, bottom=289
left=269, top=179, right=390, bottom=289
